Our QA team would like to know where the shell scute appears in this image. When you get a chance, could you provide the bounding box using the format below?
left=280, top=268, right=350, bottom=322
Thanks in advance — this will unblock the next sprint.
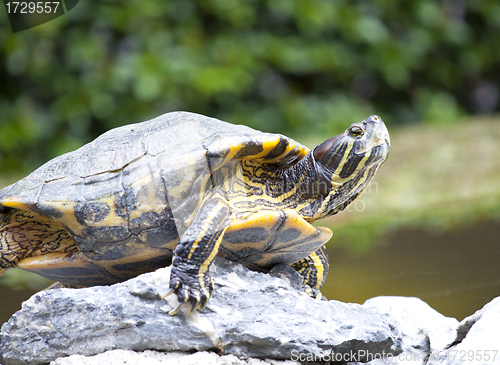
left=135, top=218, right=178, bottom=249
left=70, top=123, right=149, bottom=178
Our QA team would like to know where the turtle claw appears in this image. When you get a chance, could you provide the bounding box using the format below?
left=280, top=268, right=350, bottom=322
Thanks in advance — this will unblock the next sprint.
left=198, top=300, right=209, bottom=311
left=166, top=290, right=204, bottom=316
left=161, top=288, right=175, bottom=300
left=188, top=303, right=198, bottom=315
left=166, top=265, right=213, bottom=316
left=168, top=301, right=187, bottom=316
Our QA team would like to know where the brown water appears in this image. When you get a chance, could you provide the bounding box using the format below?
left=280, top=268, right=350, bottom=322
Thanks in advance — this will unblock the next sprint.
left=1, top=220, right=499, bottom=325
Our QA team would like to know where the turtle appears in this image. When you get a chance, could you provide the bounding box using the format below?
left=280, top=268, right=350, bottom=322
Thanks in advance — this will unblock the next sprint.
left=0, top=111, right=390, bottom=314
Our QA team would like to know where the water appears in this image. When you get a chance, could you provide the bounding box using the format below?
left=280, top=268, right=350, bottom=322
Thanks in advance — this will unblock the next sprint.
left=322, top=219, right=500, bottom=320
left=1, top=220, right=499, bottom=325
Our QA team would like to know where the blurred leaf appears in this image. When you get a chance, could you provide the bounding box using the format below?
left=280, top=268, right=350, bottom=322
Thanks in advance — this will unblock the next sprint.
left=0, top=268, right=53, bottom=290
left=416, top=89, right=464, bottom=125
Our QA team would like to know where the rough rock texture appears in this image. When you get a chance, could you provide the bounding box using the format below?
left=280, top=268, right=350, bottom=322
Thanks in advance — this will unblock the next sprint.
left=355, top=297, right=500, bottom=365
left=50, top=349, right=301, bottom=365
left=1, top=258, right=499, bottom=365
left=359, top=296, right=459, bottom=365
left=427, top=297, right=500, bottom=365
left=0, top=258, right=402, bottom=365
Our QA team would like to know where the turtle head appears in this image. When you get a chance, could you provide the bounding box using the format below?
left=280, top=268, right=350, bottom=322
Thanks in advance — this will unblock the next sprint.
left=311, top=115, right=390, bottom=216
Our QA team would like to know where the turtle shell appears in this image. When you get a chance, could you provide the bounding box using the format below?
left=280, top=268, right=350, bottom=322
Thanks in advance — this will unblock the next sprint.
left=0, top=112, right=309, bottom=286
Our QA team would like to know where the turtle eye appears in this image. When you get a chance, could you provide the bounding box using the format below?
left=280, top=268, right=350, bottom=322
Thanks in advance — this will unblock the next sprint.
left=348, top=125, right=364, bottom=138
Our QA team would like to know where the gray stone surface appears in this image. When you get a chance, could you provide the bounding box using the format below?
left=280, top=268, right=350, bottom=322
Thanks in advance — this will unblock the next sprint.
left=3, top=257, right=499, bottom=365
left=428, top=297, right=500, bottom=365
left=354, top=296, right=500, bottom=365
left=50, top=349, right=301, bottom=365
left=0, top=258, right=402, bottom=365
left=360, top=296, right=459, bottom=365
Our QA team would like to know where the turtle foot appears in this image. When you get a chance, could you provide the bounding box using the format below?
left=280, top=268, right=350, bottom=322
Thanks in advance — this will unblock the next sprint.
left=166, top=265, right=213, bottom=315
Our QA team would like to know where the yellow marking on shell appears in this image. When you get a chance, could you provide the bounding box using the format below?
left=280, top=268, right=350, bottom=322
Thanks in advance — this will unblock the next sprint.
left=136, top=230, right=179, bottom=250
left=17, top=252, right=83, bottom=270
left=16, top=250, right=124, bottom=287
left=42, top=197, right=125, bottom=235
left=265, top=211, right=331, bottom=252
left=127, top=177, right=168, bottom=222
left=0, top=197, right=30, bottom=210
left=223, top=143, right=246, bottom=160
left=88, top=196, right=127, bottom=227
left=225, top=208, right=283, bottom=232
left=250, top=138, right=302, bottom=161
left=224, top=136, right=308, bottom=162
left=31, top=201, right=86, bottom=236
left=222, top=210, right=332, bottom=268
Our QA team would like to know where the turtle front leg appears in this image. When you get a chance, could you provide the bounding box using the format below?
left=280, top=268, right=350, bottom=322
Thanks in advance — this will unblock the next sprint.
left=165, top=198, right=231, bottom=315
left=291, top=245, right=329, bottom=298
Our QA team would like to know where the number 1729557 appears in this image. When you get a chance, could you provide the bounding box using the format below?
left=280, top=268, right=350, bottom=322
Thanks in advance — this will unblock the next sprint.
left=5, top=2, right=60, bottom=14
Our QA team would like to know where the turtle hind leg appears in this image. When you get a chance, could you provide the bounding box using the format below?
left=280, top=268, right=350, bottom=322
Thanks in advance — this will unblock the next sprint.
left=291, top=245, right=329, bottom=298
left=268, top=246, right=329, bottom=299
left=0, top=208, right=76, bottom=273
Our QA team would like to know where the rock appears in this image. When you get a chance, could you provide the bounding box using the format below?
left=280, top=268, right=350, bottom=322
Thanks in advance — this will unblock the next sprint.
left=354, top=296, right=500, bottom=365
left=49, top=349, right=301, bottom=365
left=2, top=256, right=500, bottom=365
left=428, top=297, right=500, bottom=365
left=360, top=297, right=459, bottom=365
left=0, top=258, right=402, bottom=365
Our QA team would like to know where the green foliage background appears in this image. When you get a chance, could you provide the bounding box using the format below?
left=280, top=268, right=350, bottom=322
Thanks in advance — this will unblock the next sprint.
left=1, top=0, right=500, bottom=174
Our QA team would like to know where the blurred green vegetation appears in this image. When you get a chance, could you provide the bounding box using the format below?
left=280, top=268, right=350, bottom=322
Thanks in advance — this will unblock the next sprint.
left=1, top=0, right=500, bottom=174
